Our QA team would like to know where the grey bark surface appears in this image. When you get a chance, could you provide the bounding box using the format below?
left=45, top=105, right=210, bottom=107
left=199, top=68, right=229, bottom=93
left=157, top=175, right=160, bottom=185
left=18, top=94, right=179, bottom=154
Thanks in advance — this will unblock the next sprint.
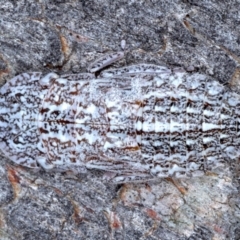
left=0, top=0, right=240, bottom=239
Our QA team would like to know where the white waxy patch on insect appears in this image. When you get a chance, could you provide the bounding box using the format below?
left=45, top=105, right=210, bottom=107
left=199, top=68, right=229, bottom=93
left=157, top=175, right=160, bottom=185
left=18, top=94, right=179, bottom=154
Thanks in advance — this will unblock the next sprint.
left=39, top=72, right=59, bottom=86
left=0, top=44, right=240, bottom=183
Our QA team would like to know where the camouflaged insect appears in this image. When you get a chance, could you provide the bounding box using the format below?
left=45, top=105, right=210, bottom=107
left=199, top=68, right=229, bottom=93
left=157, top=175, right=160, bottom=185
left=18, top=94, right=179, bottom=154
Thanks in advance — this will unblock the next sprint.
left=0, top=46, right=240, bottom=183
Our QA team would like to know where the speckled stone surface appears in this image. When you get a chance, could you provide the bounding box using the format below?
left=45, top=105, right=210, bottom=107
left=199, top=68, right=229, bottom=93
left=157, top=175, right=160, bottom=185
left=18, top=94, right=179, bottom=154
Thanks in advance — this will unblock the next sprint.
left=0, top=0, right=240, bottom=239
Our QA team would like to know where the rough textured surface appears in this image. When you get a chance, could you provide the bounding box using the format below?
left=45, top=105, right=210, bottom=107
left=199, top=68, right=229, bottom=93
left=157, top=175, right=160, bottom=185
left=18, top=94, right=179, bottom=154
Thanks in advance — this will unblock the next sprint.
left=1, top=65, right=240, bottom=184
left=0, top=0, right=240, bottom=239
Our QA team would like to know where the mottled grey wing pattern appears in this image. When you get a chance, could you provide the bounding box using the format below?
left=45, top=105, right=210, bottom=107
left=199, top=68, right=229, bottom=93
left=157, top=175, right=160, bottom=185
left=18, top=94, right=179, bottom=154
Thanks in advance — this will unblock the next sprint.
left=0, top=64, right=240, bottom=183
left=0, top=72, right=45, bottom=168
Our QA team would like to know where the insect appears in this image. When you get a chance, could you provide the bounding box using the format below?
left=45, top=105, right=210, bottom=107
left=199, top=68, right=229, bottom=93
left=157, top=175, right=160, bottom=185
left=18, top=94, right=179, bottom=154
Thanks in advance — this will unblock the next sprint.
left=0, top=43, right=239, bottom=183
